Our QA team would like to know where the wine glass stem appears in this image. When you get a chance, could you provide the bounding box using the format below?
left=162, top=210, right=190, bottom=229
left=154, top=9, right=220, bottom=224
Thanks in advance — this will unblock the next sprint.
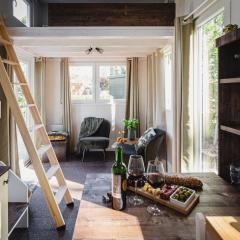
left=134, top=180, right=137, bottom=196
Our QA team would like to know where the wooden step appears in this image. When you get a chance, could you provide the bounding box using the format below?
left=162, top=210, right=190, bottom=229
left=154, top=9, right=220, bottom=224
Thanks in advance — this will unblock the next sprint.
left=55, top=185, right=68, bottom=204
left=46, top=165, right=60, bottom=179
left=11, top=82, right=28, bottom=86
left=34, top=124, right=44, bottom=131
left=0, top=36, right=10, bottom=45
left=1, top=59, right=19, bottom=65
left=28, top=124, right=44, bottom=132
left=220, top=125, right=240, bottom=136
left=28, top=104, right=36, bottom=107
left=37, top=144, right=51, bottom=156
left=220, top=78, right=240, bottom=84
left=22, top=104, right=36, bottom=108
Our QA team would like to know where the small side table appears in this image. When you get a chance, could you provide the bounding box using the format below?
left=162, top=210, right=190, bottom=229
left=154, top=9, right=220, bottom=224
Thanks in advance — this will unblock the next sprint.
left=43, top=131, right=69, bottom=162
left=111, top=138, right=138, bottom=149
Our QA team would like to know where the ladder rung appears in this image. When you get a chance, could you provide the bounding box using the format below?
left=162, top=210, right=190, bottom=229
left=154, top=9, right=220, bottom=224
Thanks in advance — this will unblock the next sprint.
left=35, top=124, right=44, bottom=130
left=1, top=59, right=19, bottom=65
left=0, top=37, right=11, bottom=45
left=28, top=104, right=36, bottom=107
left=46, top=165, right=60, bottom=179
left=55, top=185, right=67, bottom=204
left=37, top=144, right=51, bottom=156
left=11, top=82, right=28, bottom=86
left=21, top=104, right=36, bottom=108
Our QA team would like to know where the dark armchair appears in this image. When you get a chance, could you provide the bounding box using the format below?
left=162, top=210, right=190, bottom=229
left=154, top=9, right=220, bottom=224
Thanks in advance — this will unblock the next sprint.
left=123, top=128, right=166, bottom=168
left=78, top=118, right=111, bottom=161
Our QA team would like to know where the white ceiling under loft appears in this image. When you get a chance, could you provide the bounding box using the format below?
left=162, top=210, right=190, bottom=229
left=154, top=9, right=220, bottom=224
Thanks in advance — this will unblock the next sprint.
left=8, top=26, right=174, bottom=58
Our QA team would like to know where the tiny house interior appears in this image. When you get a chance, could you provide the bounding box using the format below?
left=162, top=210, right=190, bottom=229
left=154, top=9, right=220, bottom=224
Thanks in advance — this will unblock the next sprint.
left=1, top=0, right=240, bottom=240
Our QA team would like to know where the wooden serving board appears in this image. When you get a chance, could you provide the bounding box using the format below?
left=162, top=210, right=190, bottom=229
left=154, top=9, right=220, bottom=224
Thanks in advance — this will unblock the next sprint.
left=128, top=186, right=199, bottom=215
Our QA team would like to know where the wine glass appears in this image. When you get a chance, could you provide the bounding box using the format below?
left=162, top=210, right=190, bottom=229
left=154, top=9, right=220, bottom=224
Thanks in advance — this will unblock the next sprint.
left=146, top=160, right=165, bottom=216
left=128, top=155, right=145, bottom=206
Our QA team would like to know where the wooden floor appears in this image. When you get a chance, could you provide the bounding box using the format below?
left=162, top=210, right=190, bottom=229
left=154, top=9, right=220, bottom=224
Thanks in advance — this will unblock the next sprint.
left=9, top=152, right=114, bottom=240
left=9, top=151, right=240, bottom=240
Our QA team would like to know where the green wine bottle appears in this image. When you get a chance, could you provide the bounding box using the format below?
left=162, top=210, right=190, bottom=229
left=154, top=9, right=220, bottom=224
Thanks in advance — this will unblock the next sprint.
left=112, top=145, right=127, bottom=210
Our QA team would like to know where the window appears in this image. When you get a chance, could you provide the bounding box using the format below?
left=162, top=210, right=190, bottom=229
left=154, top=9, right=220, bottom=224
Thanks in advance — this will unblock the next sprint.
left=98, top=64, right=126, bottom=100
left=13, top=0, right=30, bottom=27
left=196, top=12, right=224, bottom=172
left=70, top=63, right=126, bottom=103
left=69, top=65, right=94, bottom=101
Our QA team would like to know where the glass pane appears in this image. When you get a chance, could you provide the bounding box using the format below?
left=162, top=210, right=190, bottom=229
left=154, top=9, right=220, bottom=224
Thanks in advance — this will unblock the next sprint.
left=70, top=65, right=94, bottom=101
left=200, top=13, right=223, bottom=172
left=13, top=0, right=30, bottom=26
left=98, top=65, right=126, bottom=100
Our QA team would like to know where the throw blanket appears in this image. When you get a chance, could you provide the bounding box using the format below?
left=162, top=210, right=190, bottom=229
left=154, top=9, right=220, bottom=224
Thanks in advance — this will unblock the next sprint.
left=77, top=117, right=104, bottom=154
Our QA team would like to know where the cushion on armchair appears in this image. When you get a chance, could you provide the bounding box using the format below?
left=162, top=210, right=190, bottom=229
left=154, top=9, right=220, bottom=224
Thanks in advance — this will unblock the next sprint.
left=135, top=127, right=156, bottom=154
left=79, top=136, right=109, bottom=149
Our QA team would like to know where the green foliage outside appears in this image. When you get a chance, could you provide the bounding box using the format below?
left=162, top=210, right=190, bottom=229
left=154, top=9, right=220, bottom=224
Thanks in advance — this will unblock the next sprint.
left=21, top=16, right=27, bottom=25
left=201, top=13, right=223, bottom=171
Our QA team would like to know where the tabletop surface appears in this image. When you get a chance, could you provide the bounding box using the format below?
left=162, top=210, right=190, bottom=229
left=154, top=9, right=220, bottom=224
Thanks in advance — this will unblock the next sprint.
left=73, top=173, right=240, bottom=240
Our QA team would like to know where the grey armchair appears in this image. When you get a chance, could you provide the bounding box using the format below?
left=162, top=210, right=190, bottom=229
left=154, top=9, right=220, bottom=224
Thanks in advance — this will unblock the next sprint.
left=78, top=118, right=111, bottom=161
left=122, top=128, right=166, bottom=168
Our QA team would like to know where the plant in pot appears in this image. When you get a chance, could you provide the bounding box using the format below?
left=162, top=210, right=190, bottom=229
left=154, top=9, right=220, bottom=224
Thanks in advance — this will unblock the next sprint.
left=123, top=119, right=139, bottom=140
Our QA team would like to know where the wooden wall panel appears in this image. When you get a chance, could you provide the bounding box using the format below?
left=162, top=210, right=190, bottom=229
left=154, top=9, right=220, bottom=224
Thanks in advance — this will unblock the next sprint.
left=48, top=3, right=175, bottom=26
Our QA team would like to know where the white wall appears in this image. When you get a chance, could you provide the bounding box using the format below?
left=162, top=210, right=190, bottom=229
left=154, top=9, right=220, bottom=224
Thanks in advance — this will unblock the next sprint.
left=230, top=0, right=240, bottom=25
left=176, top=0, right=240, bottom=25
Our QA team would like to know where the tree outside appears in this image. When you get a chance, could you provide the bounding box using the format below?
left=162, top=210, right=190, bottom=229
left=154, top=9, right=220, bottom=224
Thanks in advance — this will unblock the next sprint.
left=201, top=13, right=223, bottom=172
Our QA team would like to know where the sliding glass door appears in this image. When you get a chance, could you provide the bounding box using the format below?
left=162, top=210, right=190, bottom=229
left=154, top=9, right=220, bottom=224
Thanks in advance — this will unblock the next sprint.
left=195, top=12, right=223, bottom=172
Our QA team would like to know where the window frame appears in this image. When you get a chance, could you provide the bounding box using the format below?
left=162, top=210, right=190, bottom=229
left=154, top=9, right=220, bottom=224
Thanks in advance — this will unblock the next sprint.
left=193, top=8, right=225, bottom=173
left=13, top=0, right=31, bottom=27
left=70, top=61, right=127, bottom=104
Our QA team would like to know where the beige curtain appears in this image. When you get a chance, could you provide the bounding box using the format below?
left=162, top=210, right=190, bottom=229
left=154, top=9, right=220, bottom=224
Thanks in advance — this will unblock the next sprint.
left=174, top=17, right=194, bottom=173
left=125, top=57, right=140, bottom=136
left=146, top=49, right=166, bottom=130
left=61, top=58, right=73, bottom=152
left=35, top=57, right=46, bottom=125
left=34, top=57, right=46, bottom=148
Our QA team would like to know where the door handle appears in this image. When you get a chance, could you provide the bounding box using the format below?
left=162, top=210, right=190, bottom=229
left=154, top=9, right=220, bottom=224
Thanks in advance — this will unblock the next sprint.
left=3, top=179, right=8, bottom=185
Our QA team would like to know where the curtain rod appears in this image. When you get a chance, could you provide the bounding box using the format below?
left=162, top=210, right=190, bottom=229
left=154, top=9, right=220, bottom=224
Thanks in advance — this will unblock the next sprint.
left=183, top=0, right=217, bottom=22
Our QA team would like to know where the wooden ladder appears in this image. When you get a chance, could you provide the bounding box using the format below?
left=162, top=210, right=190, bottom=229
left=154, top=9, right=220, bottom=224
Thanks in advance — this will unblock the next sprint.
left=0, top=19, right=73, bottom=229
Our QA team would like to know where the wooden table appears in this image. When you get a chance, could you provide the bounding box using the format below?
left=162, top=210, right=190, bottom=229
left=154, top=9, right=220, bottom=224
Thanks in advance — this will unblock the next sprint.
left=73, top=173, right=240, bottom=240
left=206, top=216, right=240, bottom=240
